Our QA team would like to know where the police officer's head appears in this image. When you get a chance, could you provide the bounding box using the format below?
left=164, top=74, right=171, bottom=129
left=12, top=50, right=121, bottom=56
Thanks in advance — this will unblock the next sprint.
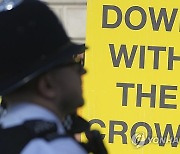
left=0, top=0, right=86, bottom=118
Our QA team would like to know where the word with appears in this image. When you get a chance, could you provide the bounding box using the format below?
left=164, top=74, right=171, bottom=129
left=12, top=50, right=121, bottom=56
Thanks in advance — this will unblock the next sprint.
left=109, top=44, right=180, bottom=70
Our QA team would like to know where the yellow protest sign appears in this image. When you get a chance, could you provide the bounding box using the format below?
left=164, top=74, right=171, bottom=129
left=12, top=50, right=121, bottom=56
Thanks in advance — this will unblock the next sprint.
left=83, top=0, right=180, bottom=153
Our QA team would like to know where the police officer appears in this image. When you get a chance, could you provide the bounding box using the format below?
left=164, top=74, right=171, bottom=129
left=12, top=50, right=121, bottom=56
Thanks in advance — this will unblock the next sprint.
left=0, top=0, right=108, bottom=154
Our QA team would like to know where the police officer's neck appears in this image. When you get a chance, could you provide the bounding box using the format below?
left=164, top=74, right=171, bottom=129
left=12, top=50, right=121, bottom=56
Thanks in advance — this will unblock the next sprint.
left=4, top=93, right=66, bottom=121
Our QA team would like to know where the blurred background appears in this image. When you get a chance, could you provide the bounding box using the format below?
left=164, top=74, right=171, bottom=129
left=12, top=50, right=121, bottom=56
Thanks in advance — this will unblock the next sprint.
left=43, top=0, right=87, bottom=44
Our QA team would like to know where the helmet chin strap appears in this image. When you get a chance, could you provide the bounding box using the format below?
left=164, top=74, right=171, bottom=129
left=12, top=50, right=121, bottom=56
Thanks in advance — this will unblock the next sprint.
left=62, top=114, right=90, bottom=134
left=0, top=99, right=7, bottom=118
left=62, top=114, right=108, bottom=154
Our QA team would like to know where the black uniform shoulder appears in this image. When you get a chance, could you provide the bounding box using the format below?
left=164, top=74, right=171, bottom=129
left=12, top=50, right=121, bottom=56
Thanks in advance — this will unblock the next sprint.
left=0, top=120, right=67, bottom=154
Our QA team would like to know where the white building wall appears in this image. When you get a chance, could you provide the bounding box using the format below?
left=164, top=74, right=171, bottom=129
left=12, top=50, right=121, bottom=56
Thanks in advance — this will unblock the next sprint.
left=43, top=0, right=87, bottom=43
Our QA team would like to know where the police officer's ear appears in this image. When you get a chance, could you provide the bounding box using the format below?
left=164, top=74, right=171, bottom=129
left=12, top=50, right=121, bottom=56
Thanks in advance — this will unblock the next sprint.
left=37, top=73, right=57, bottom=99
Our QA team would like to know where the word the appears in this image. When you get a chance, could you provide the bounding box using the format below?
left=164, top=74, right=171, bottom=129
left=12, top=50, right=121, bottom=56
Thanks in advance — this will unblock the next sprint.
left=116, top=82, right=178, bottom=109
